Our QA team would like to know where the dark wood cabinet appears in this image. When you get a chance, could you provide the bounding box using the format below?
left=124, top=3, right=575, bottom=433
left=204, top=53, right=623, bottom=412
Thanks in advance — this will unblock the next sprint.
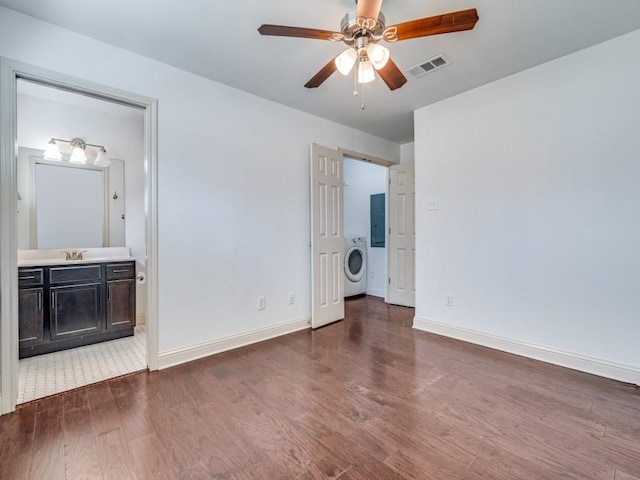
left=18, top=268, right=45, bottom=348
left=50, top=283, right=103, bottom=340
left=18, top=261, right=136, bottom=358
left=18, top=287, right=44, bottom=346
left=107, top=279, right=136, bottom=330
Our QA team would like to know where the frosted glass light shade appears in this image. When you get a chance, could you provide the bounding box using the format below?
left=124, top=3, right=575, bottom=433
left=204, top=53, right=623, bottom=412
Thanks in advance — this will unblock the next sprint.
left=43, top=140, right=62, bottom=161
left=358, top=60, right=375, bottom=84
left=69, top=146, right=87, bottom=164
left=335, top=48, right=357, bottom=75
left=366, top=43, right=390, bottom=70
left=94, top=147, right=110, bottom=166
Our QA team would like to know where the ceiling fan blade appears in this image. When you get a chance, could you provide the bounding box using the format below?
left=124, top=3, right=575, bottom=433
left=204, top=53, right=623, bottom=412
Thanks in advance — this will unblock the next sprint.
left=305, top=58, right=338, bottom=88
left=391, top=8, right=479, bottom=41
left=377, top=58, right=407, bottom=91
left=258, top=24, right=337, bottom=40
left=357, top=0, right=383, bottom=21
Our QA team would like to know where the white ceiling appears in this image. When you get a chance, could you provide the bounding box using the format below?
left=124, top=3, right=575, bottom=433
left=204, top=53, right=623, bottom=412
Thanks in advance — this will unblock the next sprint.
left=2, top=0, right=640, bottom=144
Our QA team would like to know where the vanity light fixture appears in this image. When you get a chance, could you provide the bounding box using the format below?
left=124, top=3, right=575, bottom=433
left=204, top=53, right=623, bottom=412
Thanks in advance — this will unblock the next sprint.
left=94, top=146, right=110, bottom=166
left=43, top=137, right=110, bottom=166
left=43, top=139, right=62, bottom=161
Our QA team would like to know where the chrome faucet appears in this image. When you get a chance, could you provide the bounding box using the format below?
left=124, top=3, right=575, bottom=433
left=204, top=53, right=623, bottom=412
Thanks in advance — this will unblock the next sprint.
left=61, top=250, right=88, bottom=261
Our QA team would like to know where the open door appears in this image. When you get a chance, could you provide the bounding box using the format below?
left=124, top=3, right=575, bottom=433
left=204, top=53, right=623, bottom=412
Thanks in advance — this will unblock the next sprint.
left=310, top=144, right=344, bottom=328
left=387, top=164, right=415, bottom=307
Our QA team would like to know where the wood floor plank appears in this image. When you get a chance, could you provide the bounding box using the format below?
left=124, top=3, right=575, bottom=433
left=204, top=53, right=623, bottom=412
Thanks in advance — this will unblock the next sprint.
left=4, top=296, right=640, bottom=479
left=97, top=428, right=138, bottom=479
left=61, top=391, right=103, bottom=480
left=29, top=397, right=65, bottom=480
left=128, top=432, right=173, bottom=480
left=0, top=403, right=37, bottom=480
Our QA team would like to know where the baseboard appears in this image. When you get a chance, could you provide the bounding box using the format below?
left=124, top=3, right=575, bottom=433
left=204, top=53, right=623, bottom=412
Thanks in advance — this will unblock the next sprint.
left=413, top=316, right=640, bottom=386
left=158, top=316, right=310, bottom=370
left=366, top=288, right=385, bottom=298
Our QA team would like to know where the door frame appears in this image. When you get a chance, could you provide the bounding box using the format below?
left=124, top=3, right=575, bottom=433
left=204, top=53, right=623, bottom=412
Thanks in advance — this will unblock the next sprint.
left=336, top=148, right=394, bottom=303
left=0, top=58, right=159, bottom=414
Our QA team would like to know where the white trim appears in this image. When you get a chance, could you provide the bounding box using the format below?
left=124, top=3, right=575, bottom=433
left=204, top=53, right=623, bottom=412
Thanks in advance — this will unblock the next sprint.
left=0, top=58, right=19, bottom=415
left=158, top=317, right=311, bottom=370
left=0, top=57, right=159, bottom=415
left=413, top=316, right=640, bottom=385
left=338, top=148, right=394, bottom=167
left=144, top=90, right=159, bottom=372
left=366, top=289, right=385, bottom=298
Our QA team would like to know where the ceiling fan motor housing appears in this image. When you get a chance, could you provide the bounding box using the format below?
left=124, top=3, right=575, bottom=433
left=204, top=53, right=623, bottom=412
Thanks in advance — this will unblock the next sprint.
left=340, top=10, right=386, bottom=42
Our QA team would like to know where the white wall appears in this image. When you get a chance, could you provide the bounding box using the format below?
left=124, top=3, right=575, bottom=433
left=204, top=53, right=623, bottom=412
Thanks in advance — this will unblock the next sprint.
left=414, top=30, right=640, bottom=381
left=0, top=7, right=400, bottom=356
left=401, top=142, right=415, bottom=164
left=17, top=93, right=147, bottom=314
left=344, top=158, right=387, bottom=297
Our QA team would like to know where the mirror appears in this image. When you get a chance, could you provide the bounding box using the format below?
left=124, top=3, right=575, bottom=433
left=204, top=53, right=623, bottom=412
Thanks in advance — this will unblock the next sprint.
left=17, top=146, right=125, bottom=249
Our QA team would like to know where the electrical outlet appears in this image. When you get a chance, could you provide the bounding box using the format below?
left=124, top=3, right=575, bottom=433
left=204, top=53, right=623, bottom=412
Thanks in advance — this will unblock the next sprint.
left=369, top=270, right=375, bottom=279
left=288, top=292, right=295, bottom=305
left=428, top=199, right=438, bottom=211
left=258, top=296, right=266, bottom=310
left=445, top=295, right=453, bottom=307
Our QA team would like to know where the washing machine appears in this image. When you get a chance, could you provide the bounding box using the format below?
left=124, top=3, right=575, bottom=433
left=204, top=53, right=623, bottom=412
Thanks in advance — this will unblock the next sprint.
left=344, top=237, right=367, bottom=297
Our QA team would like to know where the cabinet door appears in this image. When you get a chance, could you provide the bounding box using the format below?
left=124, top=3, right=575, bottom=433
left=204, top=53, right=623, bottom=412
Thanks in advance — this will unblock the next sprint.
left=106, top=279, right=135, bottom=330
left=18, top=287, right=44, bottom=346
left=50, top=283, right=103, bottom=340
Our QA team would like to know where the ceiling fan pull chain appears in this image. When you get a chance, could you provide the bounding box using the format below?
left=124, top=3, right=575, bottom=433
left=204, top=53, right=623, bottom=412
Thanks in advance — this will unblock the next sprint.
left=353, top=65, right=359, bottom=96
left=361, top=82, right=366, bottom=110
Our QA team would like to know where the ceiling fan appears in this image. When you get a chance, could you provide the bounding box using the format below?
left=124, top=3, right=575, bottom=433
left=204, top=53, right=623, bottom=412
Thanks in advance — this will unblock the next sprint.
left=258, top=0, right=479, bottom=91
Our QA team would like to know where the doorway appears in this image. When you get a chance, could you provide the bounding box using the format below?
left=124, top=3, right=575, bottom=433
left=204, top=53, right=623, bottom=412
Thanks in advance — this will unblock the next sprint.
left=0, top=58, right=159, bottom=414
left=343, top=156, right=388, bottom=299
left=16, top=80, right=146, bottom=403
left=309, top=145, right=414, bottom=329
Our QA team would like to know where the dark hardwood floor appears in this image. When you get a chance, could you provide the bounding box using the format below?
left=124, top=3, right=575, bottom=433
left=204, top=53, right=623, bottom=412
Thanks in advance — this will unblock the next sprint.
left=1, top=295, right=639, bottom=479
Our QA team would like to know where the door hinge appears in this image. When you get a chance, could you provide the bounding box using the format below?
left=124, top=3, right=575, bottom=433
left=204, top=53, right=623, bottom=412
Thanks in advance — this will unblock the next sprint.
left=388, top=277, right=391, bottom=284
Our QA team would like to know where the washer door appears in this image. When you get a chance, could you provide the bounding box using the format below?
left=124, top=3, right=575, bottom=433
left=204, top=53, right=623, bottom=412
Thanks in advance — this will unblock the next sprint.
left=344, top=246, right=366, bottom=282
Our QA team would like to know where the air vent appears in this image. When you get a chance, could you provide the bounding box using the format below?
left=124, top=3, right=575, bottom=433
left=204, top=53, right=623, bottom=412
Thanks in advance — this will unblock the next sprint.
left=406, top=54, right=450, bottom=78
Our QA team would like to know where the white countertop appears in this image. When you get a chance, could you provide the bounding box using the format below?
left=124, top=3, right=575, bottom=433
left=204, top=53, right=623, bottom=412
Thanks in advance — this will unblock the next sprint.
left=18, top=256, right=136, bottom=267
left=18, top=247, right=137, bottom=268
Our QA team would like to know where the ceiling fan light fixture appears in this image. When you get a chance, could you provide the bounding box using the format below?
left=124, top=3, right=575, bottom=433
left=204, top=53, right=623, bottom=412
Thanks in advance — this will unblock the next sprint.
left=358, top=60, right=375, bottom=84
left=335, top=48, right=357, bottom=75
left=366, top=43, right=390, bottom=70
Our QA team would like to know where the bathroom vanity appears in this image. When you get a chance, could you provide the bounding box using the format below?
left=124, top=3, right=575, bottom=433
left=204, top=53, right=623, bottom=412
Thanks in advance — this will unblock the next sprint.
left=18, top=250, right=136, bottom=358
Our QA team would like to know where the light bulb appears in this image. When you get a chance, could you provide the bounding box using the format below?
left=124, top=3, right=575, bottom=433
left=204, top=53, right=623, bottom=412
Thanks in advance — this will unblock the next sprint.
left=358, top=60, right=375, bottom=84
left=69, top=146, right=87, bottom=164
left=43, top=139, right=62, bottom=161
left=366, top=43, right=390, bottom=70
left=335, top=48, right=357, bottom=76
left=94, top=147, right=110, bottom=166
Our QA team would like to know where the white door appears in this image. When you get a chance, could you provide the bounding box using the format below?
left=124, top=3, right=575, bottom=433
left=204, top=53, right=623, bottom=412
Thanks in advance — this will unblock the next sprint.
left=310, top=144, right=344, bottom=328
left=387, top=164, right=415, bottom=307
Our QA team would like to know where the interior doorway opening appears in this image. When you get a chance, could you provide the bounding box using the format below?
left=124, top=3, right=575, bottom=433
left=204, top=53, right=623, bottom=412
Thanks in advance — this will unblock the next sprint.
left=343, top=156, right=388, bottom=299
left=15, top=79, right=147, bottom=404
left=309, top=144, right=414, bottom=330
left=1, top=58, right=158, bottom=415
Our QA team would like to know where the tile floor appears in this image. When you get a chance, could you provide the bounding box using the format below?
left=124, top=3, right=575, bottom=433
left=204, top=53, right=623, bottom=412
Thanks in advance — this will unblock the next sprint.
left=18, top=325, right=146, bottom=404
